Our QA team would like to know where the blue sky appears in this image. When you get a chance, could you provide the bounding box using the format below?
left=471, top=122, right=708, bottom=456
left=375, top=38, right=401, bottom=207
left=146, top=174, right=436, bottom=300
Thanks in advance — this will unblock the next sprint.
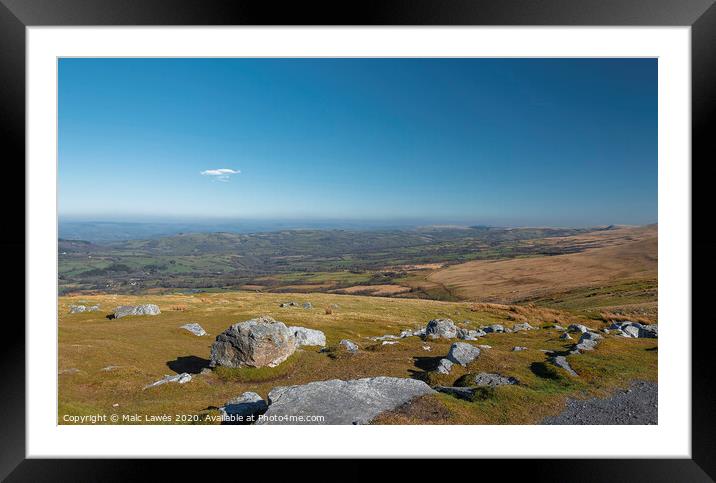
left=58, top=58, right=657, bottom=227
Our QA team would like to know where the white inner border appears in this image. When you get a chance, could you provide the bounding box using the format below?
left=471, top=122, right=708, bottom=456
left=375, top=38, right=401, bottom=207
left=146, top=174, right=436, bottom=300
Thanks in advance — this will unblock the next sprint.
left=27, top=27, right=691, bottom=458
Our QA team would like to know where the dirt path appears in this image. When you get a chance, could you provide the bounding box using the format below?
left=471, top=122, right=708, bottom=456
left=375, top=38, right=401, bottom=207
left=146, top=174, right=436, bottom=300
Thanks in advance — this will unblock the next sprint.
left=542, top=380, right=657, bottom=425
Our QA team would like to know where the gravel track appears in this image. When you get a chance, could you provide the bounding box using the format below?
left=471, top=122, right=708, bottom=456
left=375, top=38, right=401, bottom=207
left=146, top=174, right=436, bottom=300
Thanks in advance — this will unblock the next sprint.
left=542, top=380, right=657, bottom=425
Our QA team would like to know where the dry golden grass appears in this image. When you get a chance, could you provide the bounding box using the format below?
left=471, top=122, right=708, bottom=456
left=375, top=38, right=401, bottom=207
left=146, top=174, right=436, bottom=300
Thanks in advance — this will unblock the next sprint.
left=58, top=291, right=657, bottom=425
left=427, top=226, right=657, bottom=304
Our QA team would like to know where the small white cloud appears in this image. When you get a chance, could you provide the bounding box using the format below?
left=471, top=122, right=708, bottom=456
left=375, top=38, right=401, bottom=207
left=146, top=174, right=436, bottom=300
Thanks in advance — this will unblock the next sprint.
left=201, top=168, right=240, bottom=182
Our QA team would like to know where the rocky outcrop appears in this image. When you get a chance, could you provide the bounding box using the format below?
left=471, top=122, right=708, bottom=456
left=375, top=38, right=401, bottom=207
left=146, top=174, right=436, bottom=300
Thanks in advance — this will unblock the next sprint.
left=289, top=326, right=326, bottom=347
left=302, top=302, right=313, bottom=309
left=220, top=392, right=268, bottom=423
left=560, top=332, right=573, bottom=340
left=114, top=304, right=160, bottom=319
left=279, top=301, right=298, bottom=308
left=210, top=315, right=297, bottom=368
left=473, top=372, right=519, bottom=387
left=180, top=323, right=207, bottom=336
left=512, top=322, right=536, bottom=332
left=256, top=377, right=435, bottom=425
left=512, top=346, right=528, bottom=352
left=446, top=342, right=481, bottom=366
left=425, top=319, right=458, bottom=339
left=483, top=324, right=506, bottom=333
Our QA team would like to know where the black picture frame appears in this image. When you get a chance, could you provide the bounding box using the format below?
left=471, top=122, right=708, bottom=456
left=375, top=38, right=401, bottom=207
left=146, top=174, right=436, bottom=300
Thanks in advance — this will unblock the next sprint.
left=2, top=0, right=713, bottom=479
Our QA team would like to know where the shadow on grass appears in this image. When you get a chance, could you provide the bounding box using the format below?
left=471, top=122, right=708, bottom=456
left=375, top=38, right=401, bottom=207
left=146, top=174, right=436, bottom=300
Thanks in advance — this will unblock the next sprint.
left=412, top=355, right=443, bottom=372
left=530, top=361, right=562, bottom=380
left=167, top=355, right=211, bottom=374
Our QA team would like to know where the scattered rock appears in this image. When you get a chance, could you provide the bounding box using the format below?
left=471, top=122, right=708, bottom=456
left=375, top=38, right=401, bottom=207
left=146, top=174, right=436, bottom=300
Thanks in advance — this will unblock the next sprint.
left=399, top=329, right=414, bottom=338
left=220, top=391, right=268, bottom=423
left=422, top=345, right=432, bottom=351
left=210, top=315, right=298, bottom=368
left=59, top=368, right=80, bottom=375
left=425, top=319, right=458, bottom=339
left=553, top=324, right=566, bottom=331
left=574, top=332, right=603, bottom=352
left=69, top=304, right=100, bottom=314
left=302, top=302, right=313, bottom=309
left=447, top=342, right=481, bottom=366
left=483, top=324, right=505, bottom=333
left=512, top=346, right=528, bottom=352
left=609, top=321, right=657, bottom=339
left=289, top=326, right=326, bottom=347
left=382, top=340, right=398, bottom=345
left=550, top=355, right=578, bottom=376
left=180, top=323, right=207, bottom=336
left=113, top=304, right=160, bottom=319
left=473, top=372, right=519, bottom=387
left=478, top=344, right=492, bottom=349
left=412, top=328, right=427, bottom=337
left=560, top=332, right=573, bottom=340
left=568, top=324, right=590, bottom=333
left=436, top=358, right=454, bottom=374
left=512, top=322, right=536, bottom=332
left=371, top=334, right=400, bottom=341
left=339, top=339, right=359, bottom=353
left=279, top=301, right=298, bottom=308
left=143, top=372, right=192, bottom=389
left=256, top=377, right=435, bottom=425
left=457, top=328, right=485, bottom=340
left=100, top=365, right=120, bottom=372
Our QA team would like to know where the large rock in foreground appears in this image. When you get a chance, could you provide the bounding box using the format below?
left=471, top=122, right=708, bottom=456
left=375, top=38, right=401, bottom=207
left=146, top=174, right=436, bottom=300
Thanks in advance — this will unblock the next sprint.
left=425, top=319, right=458, bottom=339
left=113, top=304, right=160, bottom=319
left=210, top=315, right=297, bottom=368
left=256, top=377, right=435, bottom=425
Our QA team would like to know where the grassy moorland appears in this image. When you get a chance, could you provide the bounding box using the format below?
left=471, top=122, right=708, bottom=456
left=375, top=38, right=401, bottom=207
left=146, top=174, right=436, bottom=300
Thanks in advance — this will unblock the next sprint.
left=58, top=291, right=657, bottom=425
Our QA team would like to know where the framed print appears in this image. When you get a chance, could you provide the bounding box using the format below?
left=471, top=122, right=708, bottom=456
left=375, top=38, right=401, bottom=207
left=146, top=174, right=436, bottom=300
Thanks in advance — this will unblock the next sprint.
left=2, top=0, right=714, bottom=479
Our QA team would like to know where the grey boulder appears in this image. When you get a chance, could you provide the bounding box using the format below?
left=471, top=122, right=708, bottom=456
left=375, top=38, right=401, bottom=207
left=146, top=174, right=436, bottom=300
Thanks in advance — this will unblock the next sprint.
left=568, top=324, right=590, bottom=333
left=69, top=304, right=99, bottom=314
left=574, top=332, right=603, bottom=352
left=256, top=377, right=435, bottom=425
left=447, top=342, right=481, bottom=366
left=483, top=324, right=505, bottom=333
left=425, top=319, right=458, bottom=339
left=210, top=315, right=297, bottom=368
left=114, top=304, right=160, bottom=319
left=339, top=339, right=359, bottom=353
left=457, top=328, right=485, bottom=340
left=436, top=358, right=454, bottom=374
left=473, top=372, right=519, bottom=387
left=512, top=346, right=528, bottom=352
left=220, top=392, right=268, bottom=423
left=512, top=322, right=536, bottom=332
left=560, top=332, right=573, bottom=340
left=180, top=323, right=207, bottom=336
left=289, top=326, right=326, bottom=347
